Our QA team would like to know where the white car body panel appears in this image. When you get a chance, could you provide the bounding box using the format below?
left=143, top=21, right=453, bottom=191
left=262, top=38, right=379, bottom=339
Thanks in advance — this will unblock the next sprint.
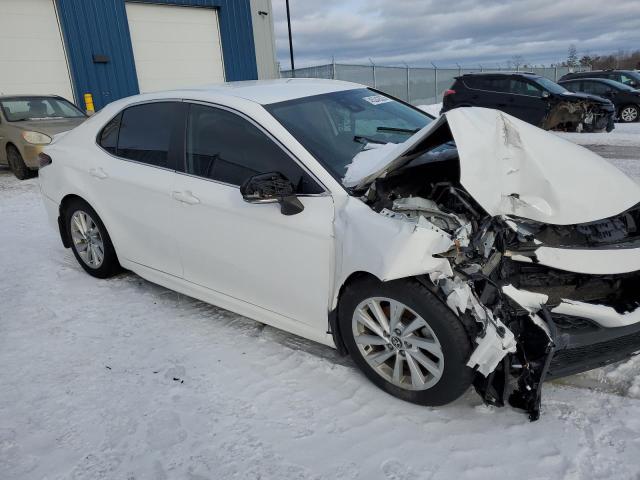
left=90, top=150, right=183, bottom=277
left=172, top=172, right=336, bottom=328
left=531, top=245, right=640, bottom=275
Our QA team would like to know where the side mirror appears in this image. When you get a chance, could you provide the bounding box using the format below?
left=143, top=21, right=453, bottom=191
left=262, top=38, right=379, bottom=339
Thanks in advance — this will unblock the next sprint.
left=240, top=172, right=304, bottom=216
left=541, top=90, right=551, bottom=98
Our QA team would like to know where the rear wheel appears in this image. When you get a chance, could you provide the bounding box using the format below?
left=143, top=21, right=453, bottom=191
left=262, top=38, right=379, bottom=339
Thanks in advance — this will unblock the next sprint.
left=7, top=145, right=33, bottom=180
left=339, top=277, right=474, bottom=406
left=619, top=105, right=639, bottom=123
left=64, top=199, right=121, bottom=278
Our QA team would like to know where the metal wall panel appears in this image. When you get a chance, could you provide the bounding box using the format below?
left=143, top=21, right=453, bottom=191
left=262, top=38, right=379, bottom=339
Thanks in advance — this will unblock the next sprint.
left=56, top=0, right=139, bottom=109
left=249, top=0, right=277, bottom=79
left=56, top=0, right=258, bottom=109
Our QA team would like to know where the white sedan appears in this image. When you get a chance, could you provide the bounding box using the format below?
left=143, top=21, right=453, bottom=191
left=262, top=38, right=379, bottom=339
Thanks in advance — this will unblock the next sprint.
left=38, top=79, right=640, bottom=420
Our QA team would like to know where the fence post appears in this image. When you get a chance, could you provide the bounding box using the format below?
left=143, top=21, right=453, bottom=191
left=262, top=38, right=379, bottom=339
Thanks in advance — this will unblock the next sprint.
left=554, top=66, right=558, bottom=81
left=369, top=58, right=376, bottom=87
left=431, top=62, right=438, bottom=103
left=406, top=64, right=410, bottom=103
left=332, top=57, right=336, bottom=79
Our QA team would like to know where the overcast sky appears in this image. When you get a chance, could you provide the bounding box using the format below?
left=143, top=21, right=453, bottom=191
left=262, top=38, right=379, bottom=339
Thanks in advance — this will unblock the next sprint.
left=270, top=0, right=640, bottom=69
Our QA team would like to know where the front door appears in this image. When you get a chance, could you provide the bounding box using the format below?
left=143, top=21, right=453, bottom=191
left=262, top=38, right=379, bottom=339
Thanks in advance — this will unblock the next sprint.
left=503, top=78, right=547, bottom=125
left=172, top=103, right=334, bottom=327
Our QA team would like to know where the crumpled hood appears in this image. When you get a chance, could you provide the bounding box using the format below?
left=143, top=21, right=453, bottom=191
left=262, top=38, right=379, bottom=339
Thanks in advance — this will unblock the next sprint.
left=344, top=107, right=640, bottom=225
left=557, top=90, right=613, bottom=106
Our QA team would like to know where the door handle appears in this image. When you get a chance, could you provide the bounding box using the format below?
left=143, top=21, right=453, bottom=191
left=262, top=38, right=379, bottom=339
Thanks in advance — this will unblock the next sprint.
left=171, top=190, right=200, bottom=205
left=89, top=167, right=108, bottom=179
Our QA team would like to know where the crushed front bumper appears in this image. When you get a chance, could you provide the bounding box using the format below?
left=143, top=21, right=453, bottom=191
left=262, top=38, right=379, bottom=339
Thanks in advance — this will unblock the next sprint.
left=486, top=265, right=640, bottom=420
left=548, top=313, right=640, bottom=379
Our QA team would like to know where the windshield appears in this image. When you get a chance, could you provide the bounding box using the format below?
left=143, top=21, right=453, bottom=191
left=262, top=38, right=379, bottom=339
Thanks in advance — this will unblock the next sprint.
left=266, top=88, right=433, bottom=181
left=535, top=77, right=568, bottom=94
left=0, top=96, right=85, bottom=122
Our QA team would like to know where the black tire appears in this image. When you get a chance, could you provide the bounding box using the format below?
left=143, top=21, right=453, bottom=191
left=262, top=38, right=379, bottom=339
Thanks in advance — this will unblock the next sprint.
left=7, top=145, right=34, bottom=180
left=619, top=105, right=639, bottom=123
left=339, top=277, right=474, bottom=406
left=63, top=198, right=121, bottom=278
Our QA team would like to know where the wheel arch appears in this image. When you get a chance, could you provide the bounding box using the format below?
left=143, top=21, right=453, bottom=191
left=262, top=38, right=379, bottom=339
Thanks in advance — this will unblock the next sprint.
left=58, top=194, right=116, bottom=253
left=329, top=271, right=383, bottom=356
left=58, top=194, right=87, bottom=248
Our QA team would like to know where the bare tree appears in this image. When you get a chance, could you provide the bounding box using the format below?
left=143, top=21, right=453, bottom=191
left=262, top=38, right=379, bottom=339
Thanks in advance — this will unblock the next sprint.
left=567, top=44, right=578, bottom=68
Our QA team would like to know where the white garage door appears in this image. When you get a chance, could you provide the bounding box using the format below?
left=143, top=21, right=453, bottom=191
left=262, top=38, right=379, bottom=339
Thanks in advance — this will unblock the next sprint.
left=0, top=0, right=74, bottom=100
left=126, top=3, right=225, bottom=93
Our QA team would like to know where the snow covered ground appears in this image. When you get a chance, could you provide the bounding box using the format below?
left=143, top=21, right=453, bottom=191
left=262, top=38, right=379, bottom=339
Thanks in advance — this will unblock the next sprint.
left=2, top=127, right=640, bottom=479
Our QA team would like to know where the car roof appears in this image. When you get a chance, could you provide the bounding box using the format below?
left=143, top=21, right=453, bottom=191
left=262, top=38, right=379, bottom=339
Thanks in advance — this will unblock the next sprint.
left=0, top=94, right=66, bottom=100
left=154, top=78, right=365, bottom=105
left=461, top=71, right=540, bottom=77
left=567, top=69, right=638, bottom=75
left=560, top=77, right=619, bottom=85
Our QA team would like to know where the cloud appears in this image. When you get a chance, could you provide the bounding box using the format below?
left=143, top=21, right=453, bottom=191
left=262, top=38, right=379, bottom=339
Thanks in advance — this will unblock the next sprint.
left=271, top=0, right=640, bottom=68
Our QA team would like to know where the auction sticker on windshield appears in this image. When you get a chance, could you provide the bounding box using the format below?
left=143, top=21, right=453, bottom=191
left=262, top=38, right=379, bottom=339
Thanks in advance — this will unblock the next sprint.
left=363, top=95, right=393, bottom=105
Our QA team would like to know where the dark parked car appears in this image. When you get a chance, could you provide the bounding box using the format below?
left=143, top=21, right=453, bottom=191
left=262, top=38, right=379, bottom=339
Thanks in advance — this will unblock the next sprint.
left=560, top=69, right=640, bottom=89
left=441, top=72, right=616, bottom=132
left=559, top=77, right=640, bottom=123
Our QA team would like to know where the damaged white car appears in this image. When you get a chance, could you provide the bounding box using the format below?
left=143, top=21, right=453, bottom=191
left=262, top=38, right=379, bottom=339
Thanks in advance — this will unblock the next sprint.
left=38, top=79, right=640, bottom=420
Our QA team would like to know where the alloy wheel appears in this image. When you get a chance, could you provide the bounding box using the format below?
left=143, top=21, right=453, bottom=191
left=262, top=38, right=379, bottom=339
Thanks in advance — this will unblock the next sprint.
left=620, top=106, right=638, bottom=122
left=70, top=210, right=105, bottom=268
left=351, top=297, right=444, bottom=390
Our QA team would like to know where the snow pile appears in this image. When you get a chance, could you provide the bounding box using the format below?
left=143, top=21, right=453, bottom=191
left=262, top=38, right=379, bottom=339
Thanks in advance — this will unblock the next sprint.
left=554, top=122, right=640, bottom=147
left=1, top=146, right=640, bottom=478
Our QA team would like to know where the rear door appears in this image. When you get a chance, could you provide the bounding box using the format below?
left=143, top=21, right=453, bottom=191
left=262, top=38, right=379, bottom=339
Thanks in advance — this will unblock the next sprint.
left=462, top=76, right=507, bottom=108
left=581, top=80, right=612, bottom=98
left=93, top=101, right=185, bottom=276
left=171, top=102, right=335, bottom=327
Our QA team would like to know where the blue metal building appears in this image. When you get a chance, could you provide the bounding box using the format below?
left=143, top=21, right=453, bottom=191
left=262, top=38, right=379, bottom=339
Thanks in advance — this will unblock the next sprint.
left=0, top=0, right=278, bottom=110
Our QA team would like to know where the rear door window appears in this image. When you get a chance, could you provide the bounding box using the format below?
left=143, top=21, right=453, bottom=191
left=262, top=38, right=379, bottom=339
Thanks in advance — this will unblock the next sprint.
left=463, top=76, right=508, bottom=92
left=582, top=81, right=609, bottom=96
left=115, top=102, right=184, bottom=168
left=481, top=77, right=509, bottom=93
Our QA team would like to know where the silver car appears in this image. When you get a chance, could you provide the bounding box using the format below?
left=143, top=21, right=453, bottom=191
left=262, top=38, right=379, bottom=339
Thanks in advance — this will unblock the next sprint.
left=0, top=95, right=86, bottom=179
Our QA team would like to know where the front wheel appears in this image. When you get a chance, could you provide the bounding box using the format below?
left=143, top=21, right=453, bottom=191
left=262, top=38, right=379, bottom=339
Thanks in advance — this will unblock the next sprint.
left=7, top=145, right=34, bottom=180
left=339, top=277, right=474, bottom=406
left=64, top=199, right=121, bottom=278
left=619, top=105, right=639, bottom=123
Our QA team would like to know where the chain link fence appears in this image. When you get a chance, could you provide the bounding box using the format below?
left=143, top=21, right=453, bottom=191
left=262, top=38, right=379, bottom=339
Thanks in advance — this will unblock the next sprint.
left=281, top=63, right=592, bottom=105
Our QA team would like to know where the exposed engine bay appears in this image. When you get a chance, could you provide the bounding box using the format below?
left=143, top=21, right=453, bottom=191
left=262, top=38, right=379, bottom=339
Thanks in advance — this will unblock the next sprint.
left=354, top=139, right=640, bottom=420
left=542, top=98, right=614, bottom=132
